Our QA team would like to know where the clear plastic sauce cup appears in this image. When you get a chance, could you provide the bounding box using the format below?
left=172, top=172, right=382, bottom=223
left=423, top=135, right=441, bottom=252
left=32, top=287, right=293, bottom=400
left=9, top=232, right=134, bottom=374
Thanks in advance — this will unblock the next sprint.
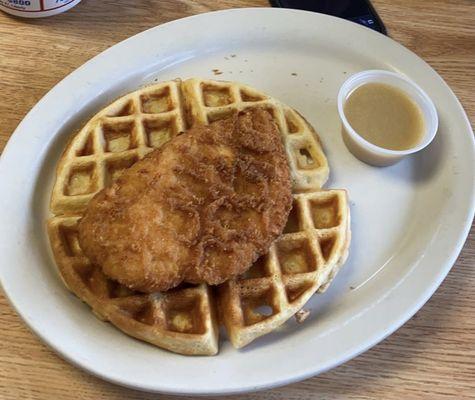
left=337, top=70, right=438, bottom=167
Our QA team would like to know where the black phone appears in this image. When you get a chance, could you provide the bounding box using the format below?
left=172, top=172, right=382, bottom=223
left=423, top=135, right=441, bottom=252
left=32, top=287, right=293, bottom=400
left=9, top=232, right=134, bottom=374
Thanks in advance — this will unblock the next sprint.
left=270, top=0, right=386, bottom=35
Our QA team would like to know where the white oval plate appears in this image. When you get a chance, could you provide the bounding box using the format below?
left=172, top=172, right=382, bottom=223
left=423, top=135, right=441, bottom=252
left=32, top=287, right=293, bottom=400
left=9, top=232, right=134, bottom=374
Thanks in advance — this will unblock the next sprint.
left=0, top=8, right=473, bottom=395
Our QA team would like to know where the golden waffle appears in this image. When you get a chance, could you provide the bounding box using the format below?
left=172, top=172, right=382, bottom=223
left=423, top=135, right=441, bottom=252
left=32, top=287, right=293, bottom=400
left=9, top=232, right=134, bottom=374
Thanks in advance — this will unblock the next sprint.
left=50, top=80, right=187, bottom=215
left=219, top=190, right=350, bottom=348
left=51, top=79, right=328, bottom=217
left=47, top=78, right=348, bottom=355
left=182, top=78, right=329, bottom=191
left=48, top=216, right=219, bottom=355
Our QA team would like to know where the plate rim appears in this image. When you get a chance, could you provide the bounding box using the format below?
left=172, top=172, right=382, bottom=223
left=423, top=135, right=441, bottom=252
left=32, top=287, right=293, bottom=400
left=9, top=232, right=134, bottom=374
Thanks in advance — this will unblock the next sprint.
left=0, top=7, right=474, bottom=395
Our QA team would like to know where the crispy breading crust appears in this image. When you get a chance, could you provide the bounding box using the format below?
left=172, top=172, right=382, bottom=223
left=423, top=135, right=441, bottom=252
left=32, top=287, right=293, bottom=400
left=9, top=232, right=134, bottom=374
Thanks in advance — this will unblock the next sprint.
left=78, top=108, right=292, bottom=292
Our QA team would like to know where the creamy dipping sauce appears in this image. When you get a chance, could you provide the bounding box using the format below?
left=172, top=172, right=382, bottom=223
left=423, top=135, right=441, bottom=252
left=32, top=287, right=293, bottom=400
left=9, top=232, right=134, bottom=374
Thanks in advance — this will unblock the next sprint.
left=344, top=83, right=425, bottom=151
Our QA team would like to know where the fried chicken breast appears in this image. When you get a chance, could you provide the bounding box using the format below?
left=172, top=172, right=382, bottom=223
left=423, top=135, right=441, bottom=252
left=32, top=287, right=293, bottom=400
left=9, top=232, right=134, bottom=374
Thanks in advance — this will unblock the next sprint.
left=78, top=108, right=292, bottom=292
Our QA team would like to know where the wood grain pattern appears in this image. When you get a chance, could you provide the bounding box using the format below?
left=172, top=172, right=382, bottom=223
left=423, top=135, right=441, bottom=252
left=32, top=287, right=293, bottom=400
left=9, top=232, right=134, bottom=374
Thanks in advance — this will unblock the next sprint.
left=0, top=0, right=473, bottom=399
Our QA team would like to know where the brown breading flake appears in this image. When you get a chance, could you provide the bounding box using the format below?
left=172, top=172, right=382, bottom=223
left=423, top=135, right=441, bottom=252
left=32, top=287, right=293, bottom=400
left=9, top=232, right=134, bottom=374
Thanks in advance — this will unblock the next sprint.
left=295, top=309, right=310, bottom=323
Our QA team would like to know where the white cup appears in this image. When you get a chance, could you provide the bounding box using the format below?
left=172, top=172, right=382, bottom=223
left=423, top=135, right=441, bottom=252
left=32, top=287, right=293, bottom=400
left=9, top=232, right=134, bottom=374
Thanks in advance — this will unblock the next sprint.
left=0, top=0, right=81, bottom=18
left=337, top=70, right=438, bottom=167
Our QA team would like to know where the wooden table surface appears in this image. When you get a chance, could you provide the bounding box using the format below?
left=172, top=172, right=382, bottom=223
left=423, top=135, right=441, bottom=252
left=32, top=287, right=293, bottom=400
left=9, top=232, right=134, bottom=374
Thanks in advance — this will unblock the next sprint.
left=0, top=1, right=473, bottom=398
